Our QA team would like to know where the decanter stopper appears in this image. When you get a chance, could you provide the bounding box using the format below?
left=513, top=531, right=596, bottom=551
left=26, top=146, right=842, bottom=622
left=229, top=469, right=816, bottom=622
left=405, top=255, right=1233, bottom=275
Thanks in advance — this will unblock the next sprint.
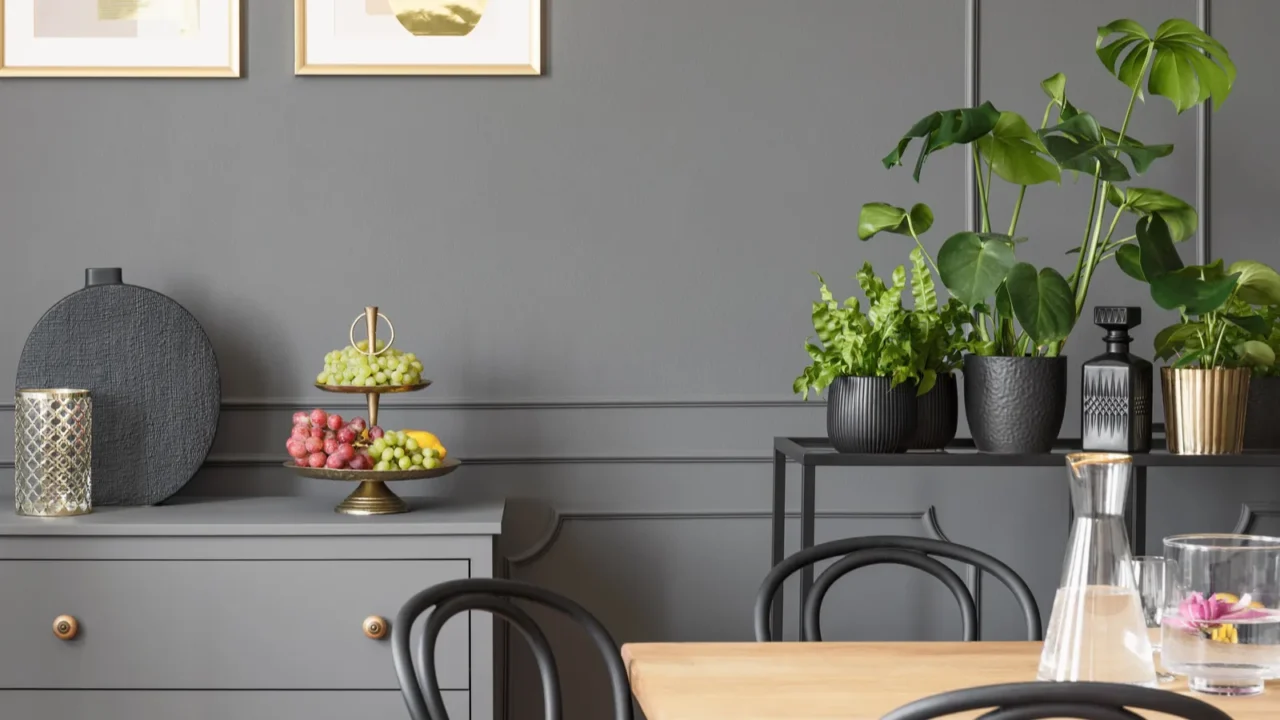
left=1081, top=306, right=1153, bottom=453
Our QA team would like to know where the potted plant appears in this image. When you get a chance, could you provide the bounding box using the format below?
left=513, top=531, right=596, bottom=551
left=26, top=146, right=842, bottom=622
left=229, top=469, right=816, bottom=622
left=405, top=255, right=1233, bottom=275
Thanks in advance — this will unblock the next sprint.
left=1245, top=306, right=1280, bottom=449
left=857, top=19, right=1235, bottom=453
left=794, top=250, right=966, bottom=453
left=1125, top=216, right=1280, bottom=454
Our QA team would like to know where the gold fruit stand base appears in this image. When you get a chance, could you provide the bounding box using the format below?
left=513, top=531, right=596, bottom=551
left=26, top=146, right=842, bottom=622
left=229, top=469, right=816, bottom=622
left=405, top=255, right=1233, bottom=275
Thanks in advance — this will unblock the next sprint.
left=287, top=306, right=460, bottom=515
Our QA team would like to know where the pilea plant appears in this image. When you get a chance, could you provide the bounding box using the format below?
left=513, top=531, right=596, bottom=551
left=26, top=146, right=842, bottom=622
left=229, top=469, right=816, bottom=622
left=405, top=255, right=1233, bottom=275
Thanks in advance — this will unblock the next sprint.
left=857, top=18, right=1235, bottom=357
left=794, top=249, right=969, bottom=399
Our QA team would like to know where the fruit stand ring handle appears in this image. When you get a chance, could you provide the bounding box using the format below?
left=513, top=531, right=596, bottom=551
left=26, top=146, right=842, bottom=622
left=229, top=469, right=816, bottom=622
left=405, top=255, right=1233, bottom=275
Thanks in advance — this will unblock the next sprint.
left=349, top=312, right=395, bottom=357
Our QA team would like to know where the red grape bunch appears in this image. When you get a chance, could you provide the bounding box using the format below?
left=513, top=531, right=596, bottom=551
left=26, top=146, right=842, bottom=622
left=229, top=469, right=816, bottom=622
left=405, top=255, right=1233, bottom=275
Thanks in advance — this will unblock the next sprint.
left=285, top=408, right=374, bottom=470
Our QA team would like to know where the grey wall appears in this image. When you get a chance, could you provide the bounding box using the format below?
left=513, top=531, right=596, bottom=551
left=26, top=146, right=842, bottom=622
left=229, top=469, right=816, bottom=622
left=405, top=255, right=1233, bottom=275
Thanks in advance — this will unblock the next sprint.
left=2, top=1, right=1279, bottom=718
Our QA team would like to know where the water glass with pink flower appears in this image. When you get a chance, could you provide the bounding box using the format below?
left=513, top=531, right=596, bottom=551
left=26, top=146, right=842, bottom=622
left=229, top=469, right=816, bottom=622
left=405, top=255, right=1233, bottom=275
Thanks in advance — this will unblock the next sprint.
left=1162, top=534, right=1280, bottom=696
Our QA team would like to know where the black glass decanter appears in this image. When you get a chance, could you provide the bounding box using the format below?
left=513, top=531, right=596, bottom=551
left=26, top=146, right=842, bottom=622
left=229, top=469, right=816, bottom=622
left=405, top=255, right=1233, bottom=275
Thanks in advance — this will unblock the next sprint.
left=1081, top=306, right=1152, bottom=453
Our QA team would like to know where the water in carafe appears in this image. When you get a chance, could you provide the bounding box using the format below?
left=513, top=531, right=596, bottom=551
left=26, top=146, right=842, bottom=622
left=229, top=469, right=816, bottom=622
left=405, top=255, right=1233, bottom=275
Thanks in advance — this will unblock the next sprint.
left=1037, top=453, right=1156, bottom=686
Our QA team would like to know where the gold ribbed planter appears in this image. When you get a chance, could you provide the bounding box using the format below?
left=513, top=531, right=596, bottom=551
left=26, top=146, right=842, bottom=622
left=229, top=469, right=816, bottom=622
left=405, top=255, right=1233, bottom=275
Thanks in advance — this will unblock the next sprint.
left=1161, top=367, right=1250, bottom=455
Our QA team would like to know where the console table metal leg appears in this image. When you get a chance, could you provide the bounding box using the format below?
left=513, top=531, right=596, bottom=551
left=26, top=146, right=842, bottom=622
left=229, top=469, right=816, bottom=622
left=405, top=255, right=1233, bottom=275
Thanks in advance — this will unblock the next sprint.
left=1129, top=465, right=1148, bottom=555
left=798, top=464, right=816, bottom=640
left=771, top=450, right=786, bottom=642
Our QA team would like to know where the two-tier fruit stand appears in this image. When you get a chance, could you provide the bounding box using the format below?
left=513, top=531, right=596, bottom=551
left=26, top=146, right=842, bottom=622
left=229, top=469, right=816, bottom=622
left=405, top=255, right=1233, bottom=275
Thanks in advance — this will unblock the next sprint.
left=285, top=306, right=459, bottom=515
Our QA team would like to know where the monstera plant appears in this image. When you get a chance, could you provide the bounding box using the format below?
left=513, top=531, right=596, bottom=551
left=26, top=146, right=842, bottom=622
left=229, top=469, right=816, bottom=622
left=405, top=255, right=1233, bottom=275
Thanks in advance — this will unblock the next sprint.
left=853, top=18, right=1236, bottom=453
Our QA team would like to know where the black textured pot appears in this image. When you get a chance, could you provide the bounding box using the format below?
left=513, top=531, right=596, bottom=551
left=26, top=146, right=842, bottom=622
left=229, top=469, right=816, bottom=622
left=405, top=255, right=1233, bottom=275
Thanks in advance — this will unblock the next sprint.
left=826, top=376, right=918, bottom=454
left=963, top=355, right=1068, bottom=454
left=906, top=373, right=959, bottom=450
left=1244, top=375, right=1280, bottom=450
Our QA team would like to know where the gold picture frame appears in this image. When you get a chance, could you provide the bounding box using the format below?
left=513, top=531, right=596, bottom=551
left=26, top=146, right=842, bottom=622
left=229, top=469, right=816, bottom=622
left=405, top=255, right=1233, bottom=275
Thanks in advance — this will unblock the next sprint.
left=0, top=0, right=240, bottom=77
left=295, top=0, right=541, bottom=76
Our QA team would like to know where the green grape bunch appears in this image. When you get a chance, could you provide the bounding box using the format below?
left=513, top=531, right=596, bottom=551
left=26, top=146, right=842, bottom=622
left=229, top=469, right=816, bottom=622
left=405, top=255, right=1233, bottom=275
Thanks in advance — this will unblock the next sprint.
left=368, top=430, right=444, bottom=472
left=316, top=339, right=425, bottom=387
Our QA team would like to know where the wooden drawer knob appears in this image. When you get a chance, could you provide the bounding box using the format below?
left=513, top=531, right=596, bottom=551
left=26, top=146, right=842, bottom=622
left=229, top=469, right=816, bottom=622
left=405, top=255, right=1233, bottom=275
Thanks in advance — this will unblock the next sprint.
left=363, top=615, right=388, bottom=640
left=53, top=615, right=79, bottom=641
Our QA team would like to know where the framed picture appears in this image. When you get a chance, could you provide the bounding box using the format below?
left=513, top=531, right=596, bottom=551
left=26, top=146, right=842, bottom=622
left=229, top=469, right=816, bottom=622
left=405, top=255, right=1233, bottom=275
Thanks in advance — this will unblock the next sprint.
left=296, top=0, right=540, bottom=76
left=0, top=0, right=240, bottom=77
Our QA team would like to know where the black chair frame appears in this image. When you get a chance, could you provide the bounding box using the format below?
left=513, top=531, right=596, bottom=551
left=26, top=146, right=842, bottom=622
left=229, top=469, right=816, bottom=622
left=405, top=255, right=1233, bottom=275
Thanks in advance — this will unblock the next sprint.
left=392, top=578, right=633, bottom=720
left=754, top=535, right=1042, bottom=642
left=880, top=681, right=1235, bottom=720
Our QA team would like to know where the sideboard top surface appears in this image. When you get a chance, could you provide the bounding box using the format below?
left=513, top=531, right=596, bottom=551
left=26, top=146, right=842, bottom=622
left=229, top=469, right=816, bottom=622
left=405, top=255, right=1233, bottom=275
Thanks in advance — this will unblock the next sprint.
left=0, top=497, right=505, bottom=536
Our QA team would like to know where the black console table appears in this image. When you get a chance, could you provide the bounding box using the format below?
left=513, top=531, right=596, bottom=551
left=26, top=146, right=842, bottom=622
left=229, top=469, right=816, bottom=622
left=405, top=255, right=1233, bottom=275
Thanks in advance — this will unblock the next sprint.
left=771, top=436, right=1280, bottom=641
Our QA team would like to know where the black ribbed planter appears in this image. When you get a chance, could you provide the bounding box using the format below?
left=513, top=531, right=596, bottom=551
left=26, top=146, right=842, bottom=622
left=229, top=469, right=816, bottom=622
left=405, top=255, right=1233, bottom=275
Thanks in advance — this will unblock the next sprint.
left=906, top=373, right=959, bottom=450
left=963, top=355, right=1068, bottom=454
left=826, top=376, right=918, bottom=454
left=1245, top=375, right=1280, bottom=450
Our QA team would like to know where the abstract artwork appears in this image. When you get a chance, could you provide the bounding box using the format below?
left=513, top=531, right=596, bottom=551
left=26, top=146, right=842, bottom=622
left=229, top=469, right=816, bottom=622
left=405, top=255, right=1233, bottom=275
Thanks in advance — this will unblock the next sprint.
left=0, top=0, right=240, bottom=76
left=296, top=0, right=540, bottom=75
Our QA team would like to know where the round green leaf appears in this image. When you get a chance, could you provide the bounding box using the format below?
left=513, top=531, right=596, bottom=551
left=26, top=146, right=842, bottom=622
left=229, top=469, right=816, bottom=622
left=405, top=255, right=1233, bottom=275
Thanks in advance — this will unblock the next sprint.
left=857, top=202, right=934, bottom=241
left=937, top=232, right=1017, bottom=308
left=975, top=112, right=1060, bottom=186
left=1227, top=260, right=1280, bottom=306
left=1005, top=263, right=1076, bottom=347
left=1239, top=340, right=1276, bottom=368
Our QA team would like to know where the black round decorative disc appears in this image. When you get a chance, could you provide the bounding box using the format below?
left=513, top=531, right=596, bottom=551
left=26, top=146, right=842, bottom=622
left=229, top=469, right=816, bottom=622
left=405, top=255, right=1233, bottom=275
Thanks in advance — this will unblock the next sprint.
left=16, top=269, right=221, bottom=506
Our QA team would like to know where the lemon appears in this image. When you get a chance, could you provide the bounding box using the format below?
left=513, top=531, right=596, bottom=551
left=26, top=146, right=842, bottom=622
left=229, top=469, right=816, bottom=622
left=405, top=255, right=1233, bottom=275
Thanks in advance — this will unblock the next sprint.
left=404, top=430, right=447, bottom=459
left=1213, top=592, right=1240, bottom=605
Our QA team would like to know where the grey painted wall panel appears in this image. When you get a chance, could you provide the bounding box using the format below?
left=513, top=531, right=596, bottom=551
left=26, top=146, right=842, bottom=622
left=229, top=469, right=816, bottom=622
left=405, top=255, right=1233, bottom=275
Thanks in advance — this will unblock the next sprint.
left=0, top=2, right=1277, bottom=719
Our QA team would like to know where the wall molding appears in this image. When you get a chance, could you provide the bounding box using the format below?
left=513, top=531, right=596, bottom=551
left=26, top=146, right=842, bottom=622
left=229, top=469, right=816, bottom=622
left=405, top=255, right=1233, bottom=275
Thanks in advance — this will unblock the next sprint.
left=965, top=0, right=980, bottom=232
left=0, top=397, right=818, bottom=413
left=509, top=507, right=952, bottom=566
left=0, top=454, right=776, bottom=470
left=1197, top=0, right=1212, bottom=263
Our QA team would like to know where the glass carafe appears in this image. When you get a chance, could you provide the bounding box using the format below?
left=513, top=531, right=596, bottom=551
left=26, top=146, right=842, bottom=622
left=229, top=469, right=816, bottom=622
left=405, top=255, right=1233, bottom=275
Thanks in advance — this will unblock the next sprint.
left=1037, top=453, right=1156, bottom=686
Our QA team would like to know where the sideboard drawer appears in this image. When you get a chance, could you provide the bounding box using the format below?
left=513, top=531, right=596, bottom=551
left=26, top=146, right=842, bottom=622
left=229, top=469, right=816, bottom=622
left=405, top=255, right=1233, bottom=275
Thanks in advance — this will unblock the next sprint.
left=0, top=690, right=469, bottom=720
left=0, top=559, right=471, bottom=690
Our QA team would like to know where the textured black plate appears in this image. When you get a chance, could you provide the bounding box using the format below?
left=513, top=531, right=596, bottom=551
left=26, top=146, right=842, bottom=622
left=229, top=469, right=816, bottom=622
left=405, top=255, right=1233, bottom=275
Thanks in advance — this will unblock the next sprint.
left=16, top=269, right=220, bottom=506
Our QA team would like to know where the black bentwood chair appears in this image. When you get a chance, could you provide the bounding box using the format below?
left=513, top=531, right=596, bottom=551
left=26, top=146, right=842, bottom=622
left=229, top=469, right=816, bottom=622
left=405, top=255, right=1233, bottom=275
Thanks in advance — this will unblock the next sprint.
left=392, top=578, right=633, bottom=720
left=754, top=535, right=1042, bottom=642
left=880, top=681, right=1235, bottom=720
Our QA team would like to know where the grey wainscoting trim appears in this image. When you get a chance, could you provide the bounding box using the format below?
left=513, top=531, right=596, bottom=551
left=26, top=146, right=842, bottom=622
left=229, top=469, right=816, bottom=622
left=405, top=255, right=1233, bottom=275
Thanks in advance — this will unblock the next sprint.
left=1197, top=0, right=1212, bottom=263
left=1233, top=502, right=1280, bottom=534
left=508, top=507, right=952, bottom=566
left=965, top=0, right=980, bottom=232
left=0, top=397, right=819, bottom=413
left=0, top=455, right=775, bottom=469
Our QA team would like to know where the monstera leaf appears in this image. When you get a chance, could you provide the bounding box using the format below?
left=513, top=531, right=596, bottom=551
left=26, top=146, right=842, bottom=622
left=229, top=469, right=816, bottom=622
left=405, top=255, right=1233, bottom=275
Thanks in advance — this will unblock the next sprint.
left=1150, top=265, right=1239, bottom=315
left=1039, top=112, right=1130, bottom=182
left=883, top=102, right=1001, bottom=182
left=858, top=202, right=934, bottom=241
left=936, top=232, right=1017, bottom=308
left=975, top=111, right=1060, bottom=186
left=1106, top=186, right=1198, bottom=242
left=1041, top=73, right=1173, bottom=176
left=1005, top=263, right=1075, bottom=347
left=1135, top=214, right=1185, bottom=281
left=1097, top=18, right=1236, bottom=113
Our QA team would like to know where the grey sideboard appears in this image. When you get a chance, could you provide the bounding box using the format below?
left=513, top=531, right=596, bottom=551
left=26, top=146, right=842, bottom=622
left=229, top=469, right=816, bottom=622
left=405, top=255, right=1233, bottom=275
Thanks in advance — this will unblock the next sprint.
left=0, top=496, right=506, bottom=720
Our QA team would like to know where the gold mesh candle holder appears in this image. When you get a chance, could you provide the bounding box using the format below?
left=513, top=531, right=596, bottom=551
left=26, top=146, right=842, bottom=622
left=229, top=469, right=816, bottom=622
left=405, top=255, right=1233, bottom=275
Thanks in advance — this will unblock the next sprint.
left=15, top=389, right=92, bottom=517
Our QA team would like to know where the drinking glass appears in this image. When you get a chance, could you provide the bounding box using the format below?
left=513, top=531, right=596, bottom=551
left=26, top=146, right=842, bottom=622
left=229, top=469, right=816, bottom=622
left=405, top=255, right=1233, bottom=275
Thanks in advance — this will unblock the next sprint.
left=1132, top=556, right=1177, bottom=683
left=1163, top=534, right=1280, bottom=696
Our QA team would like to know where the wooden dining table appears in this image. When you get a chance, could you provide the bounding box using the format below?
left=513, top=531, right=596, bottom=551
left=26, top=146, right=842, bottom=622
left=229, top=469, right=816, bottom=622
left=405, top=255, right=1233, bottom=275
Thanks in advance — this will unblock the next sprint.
left=622, top=641, right=1278, bottom=719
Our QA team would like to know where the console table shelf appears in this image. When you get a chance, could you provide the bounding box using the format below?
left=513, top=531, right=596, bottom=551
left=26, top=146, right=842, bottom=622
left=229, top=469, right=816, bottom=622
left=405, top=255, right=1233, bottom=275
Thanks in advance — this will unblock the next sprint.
left=770, top=436, right=1280, bottom=642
